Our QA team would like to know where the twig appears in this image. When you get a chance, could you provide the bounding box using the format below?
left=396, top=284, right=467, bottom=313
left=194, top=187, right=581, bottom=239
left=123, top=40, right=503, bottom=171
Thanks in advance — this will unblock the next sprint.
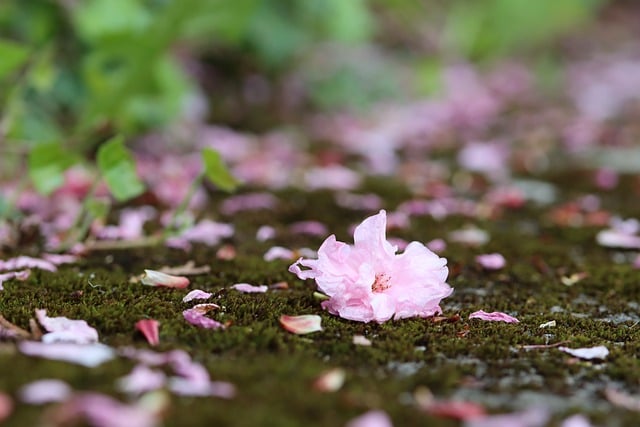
left=519, top=340, right=570, bottom=350
left=0, top=314, right=32, bottom=339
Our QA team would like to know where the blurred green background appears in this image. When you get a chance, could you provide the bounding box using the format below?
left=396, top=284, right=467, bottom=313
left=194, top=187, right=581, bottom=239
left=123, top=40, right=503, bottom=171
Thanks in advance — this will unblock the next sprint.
left=0, top=0, right=605, bottom=158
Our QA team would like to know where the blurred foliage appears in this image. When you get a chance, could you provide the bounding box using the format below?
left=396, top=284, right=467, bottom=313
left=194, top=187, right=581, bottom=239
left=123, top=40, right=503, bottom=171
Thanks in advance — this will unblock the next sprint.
left=0, top=0, right=605, bottom=185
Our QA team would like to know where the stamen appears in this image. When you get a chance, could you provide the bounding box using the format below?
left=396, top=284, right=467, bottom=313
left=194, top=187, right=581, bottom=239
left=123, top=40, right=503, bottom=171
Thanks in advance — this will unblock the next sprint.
left=372, top=273, right=391, bottom=293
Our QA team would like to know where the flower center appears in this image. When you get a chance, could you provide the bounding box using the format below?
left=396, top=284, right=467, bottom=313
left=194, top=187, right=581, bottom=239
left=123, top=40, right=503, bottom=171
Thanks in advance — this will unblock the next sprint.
left=372, top=273, right=391, bottom=293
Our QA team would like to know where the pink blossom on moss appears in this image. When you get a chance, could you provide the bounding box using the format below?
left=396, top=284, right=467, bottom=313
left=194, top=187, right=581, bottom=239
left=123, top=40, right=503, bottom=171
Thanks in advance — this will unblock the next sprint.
left=475, top=253, right=506, bottom=270
left=289, top=210, right=452, bottom=323
left=231, top=283, right=268, bottom=293
left=346, top=410, right=393, bottom=427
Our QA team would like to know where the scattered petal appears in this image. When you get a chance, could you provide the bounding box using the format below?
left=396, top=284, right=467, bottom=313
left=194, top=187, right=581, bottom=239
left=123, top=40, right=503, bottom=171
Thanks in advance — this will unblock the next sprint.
left=117, top=365, right=166, bottom=395
left=36, top=309, right=99, bottom=344
left=0, top=393, right=12, bottom=423
left=539, top=320, right=556, bottom=329
left=256, top=225, right=276, bottom=241
left=448, top=227, right=489, bottom=246
left=313, top=368, right=345, bottom=392
left=475, top=253, right=506, bottom=270
left=558, top=345, right=609, bottom=360
left=53, top=393, right=160, bottom=427
left=464, top=407, right=550, bottom=427
left=469, top=310, right=519, bottom=323
left=231, top=283, right=268, bottom=293
left=426, top=238, right=447, bottom=253
left=19, top=342, right=115, bottom=367
left=216, top=244, right=236, bottom=260
left=561, top=414, right=595, bottom=427
left=596, top=229, right=640, bottom=249
left=135, top=319, right=160, bottom=347
left=158, top=261, right=210, bottom=276
left=279, top=315, right=322, bottom=335
left=269, top=281, right=289, bottom=290
left=182, top=289, right=212, bottom=303
left=346, top=410, right=393, bottom=427
left=141, top=270, right=190, bottom=289
left=264, top=246, right=294, bottom=261
left=0, top=270, right=30, bottom=291
left=605, top=388, right=640, bottom=412
left=290, top=221, right=328, bottom=237
left=19, top=379, right=72, bottom=404
left=0, top=256, right=57, bottom=272
left=183, top=308, right=225, bottom=330
left=424, top=400, right=486, bottom=420
left=353, top=335, right=372, bottom=346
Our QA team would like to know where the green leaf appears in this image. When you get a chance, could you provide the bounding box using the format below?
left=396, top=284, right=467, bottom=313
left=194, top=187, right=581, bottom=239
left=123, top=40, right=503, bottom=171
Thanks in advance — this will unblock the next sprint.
left=28, top=142, right=79, bottom=195
left=202, top=147, right=238, bottom=193
left=96, top=135, right=145, bottom=201
left=0, top=39, right=29, bottom=79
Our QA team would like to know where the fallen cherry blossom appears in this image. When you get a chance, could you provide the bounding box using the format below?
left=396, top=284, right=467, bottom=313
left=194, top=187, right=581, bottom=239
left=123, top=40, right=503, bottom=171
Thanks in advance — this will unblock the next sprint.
left=312, top=368, right=345, bottom=392
left=19, top=342, right=115, bottom=367
left=279, top=315, right=323, bottom=334
left=167, top=349, right=235, bottom=398
left=256, top=225, right=276, bottom=241
left=423, top=400, right=486, bottom=420
left=475, top=253, right=506, bottom=270
left=36, top=309, right=99, bottom=344
left=448, top=227, right=489, bottom=246
left=264, top=246, right=295, bottom=261
left=290, top=220, right=328, bottom=236
left=345, top=410, right=393, bottom=427
left=135, top=319, right=160, bottom=346
left=18, top=379, right=72, bottom=404
left=220, top=192, right=278, bottom=215
left=469, top=310, right=519, bottom=323
left=182, top=289, right=213, bottom=303
left=183, top=307, right=224, bottom=330
left=289, top=210, right=451, bottom=323
left=166, top=219, right=234, bottom=248
left=231, top=283, right=268, bottom=293
left=558, top=345, right=609, bottom=360
left=117, top=365, right=166, bottom=395
left=141, top=270, right=190, bottom=289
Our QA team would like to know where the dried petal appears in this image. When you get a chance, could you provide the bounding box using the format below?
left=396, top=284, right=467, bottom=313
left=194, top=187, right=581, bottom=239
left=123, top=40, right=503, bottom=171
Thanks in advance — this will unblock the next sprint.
left=469, top=310, right=519, bottom=323
left=558, top=345, right=609, bottom=360
left=231, top=283, right=268, bottom=293
left=279, top=315, right=322, bottom=335
left=0, top=256, right=57, bottom=272
left=135, top=319, right=160, bottom=347
left=141, top=270, right=190, bottom=289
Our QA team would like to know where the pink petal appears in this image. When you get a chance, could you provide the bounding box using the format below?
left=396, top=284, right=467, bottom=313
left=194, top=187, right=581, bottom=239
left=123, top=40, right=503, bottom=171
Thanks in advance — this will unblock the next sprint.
left=231, top=283, right=268, bottom=293
left=182, top=308, right=224, bottom=330
left=58, top=393, right=160, bottom=427
left=173, top=219, right=234, bottom=246
left=220, top=192, right=277, bottom=215
left=19, top=379, right=72, bottom=404
left=256, top=225, right=276, bottom=241
left=290, top=221, right=328, bottom=237
left=345, top=410, right=393, bottom=427
left=469, top=310, right=519, bottom=323
left=0, top=393, right=12, bottom=423
left=448, top=227, right=489, bottom=246
left=596, top=229, right=640, bottom=248
left=141, top=270, right=190, bottom=289
left=561, top=414, right=595, bottom=427
left=475, top=253, right=506, bottom=270
left=19, top=342, right=115, bottom=367
left=313, top=368, right=345, bottom=392
left=117, top=365, right=166, bottom=395
left=42, top=253, right=78, bottom=265
left=182, top=289, right=212, bottom=303
left=558, top=345, right=609, bottom=360
left=426, top=238, right=447, bottom=253
left=0, top=256, right=56, bottom=272
left=264, top=246, right=294, bottom=261
left=36, top=309, right=99, bottom=344
left=465, top=407, right=550, bottom=427
left=279, top=315, right=322, bottom=334
left=424, top=400, right=486, bottom=420
left=135, top=319, right=160, bottom=346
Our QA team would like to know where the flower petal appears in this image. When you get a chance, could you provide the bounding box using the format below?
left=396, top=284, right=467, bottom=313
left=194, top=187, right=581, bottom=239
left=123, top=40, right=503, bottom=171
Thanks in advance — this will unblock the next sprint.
left=183, top=308, right=224, bottom=329
left=0, top=393, right=12, bottom=423
left=36, top=309, right=99, bottom=344
left=558, top=345, right=609, bottom=360
left=117, top=365, right=166, bottom=395
left=182, top=289, right=213, bottom=303
left=19, top=379, right=72, bottom=404
left=141, top=270, right=190, bottom=289
left=135, top=319, right=160, bottom=347
left=19, top=342, right=115, bottom=367
left=346, top=410, right=393, bottom=427
left=469, top=310, right=519, bottom=323
left=231, top=283, right=268, bottom=293
left=313, top=368, right=345, bottom=392
left=279, top=315, right=322, bottom=334
left=475, top=253, right=506, bottom=270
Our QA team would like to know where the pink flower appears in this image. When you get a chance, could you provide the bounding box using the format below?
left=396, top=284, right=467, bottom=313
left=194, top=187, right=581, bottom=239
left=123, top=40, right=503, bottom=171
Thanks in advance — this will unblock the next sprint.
left=289, top=210, right=452, bottom=323
left=475, top=253, right=506, bottom=270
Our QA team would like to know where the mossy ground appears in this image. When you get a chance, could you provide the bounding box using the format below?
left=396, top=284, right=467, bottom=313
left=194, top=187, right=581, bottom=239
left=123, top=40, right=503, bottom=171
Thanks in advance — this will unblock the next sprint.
left=1, top=175, right=640, bottom=426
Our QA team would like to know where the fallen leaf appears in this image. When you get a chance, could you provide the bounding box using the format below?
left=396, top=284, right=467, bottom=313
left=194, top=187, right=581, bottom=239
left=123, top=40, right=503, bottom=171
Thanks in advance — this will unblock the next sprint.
left=345, top=410, right=393, bottom=427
